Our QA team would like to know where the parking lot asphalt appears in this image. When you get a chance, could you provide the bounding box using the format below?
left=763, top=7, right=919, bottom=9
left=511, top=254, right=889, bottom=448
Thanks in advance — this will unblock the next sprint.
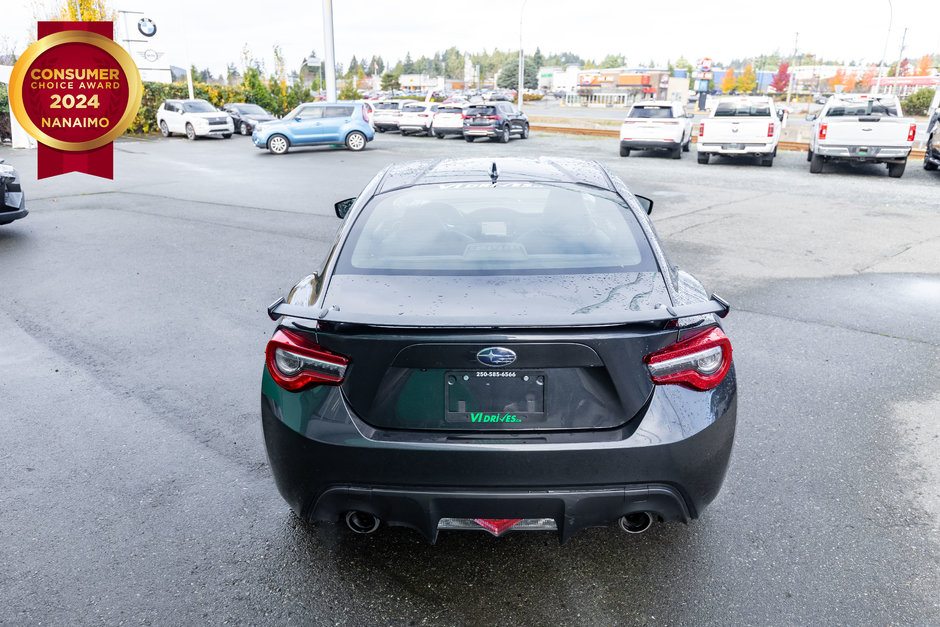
left=1, top=131, right=938, bottom=625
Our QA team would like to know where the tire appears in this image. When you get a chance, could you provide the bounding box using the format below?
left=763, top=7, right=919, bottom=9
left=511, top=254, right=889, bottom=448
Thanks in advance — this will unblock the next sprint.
left=760, top=154, right=773, bottom=167
left=159, top=121, right=171, bottom=137
left=521, top=123, right=530, bottom=139
left=464, top=135, right=475, bottom=142
left=682, top=137, right=691, bottom=152
left=924, top=143, right=937, bottom=170
left=267, top=134, right=289, bottom=155
left=887, top=160, right=906, bottom=178
left=620, top=146, right=630, bottom=157
left=345, top=131, right=367, bottom=152
left=697, top=152, right=709, bottom=164
left=671, top=144, right=682, bottom=159
left=222, top=133, right=232, bottom=139
left=376, top=126, right=386, bottom=133
left=435, top=131, right=445, bottom=139
left=807, top=149, right=813, bottom=162
left=498, top=125, right=510, bottom=143
left=809, top=152, right=824, bottom=173
left=185, top=123, right=196, bottom=140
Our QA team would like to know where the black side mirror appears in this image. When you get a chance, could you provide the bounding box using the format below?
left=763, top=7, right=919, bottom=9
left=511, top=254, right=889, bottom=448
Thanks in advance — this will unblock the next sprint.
left=334, top=197, right=356, bottom=219
left=635, top=195, right=653, bottom=215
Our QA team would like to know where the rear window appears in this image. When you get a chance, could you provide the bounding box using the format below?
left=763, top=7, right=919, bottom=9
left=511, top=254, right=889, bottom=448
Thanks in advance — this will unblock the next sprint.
left=825, top=99, right=898, bottom=117
left=629, top=106, right=674, bottom=119
left=714, top=102, right=770, bottom=117
left=467, top=106, right=497, bottom=116
left=402, top=104, right=426, bottom=112
left=375, top=102, right=400, bottom=110
left=437, top=107, right=463, bottom=113
left=335, top=184, right=656, bottom=275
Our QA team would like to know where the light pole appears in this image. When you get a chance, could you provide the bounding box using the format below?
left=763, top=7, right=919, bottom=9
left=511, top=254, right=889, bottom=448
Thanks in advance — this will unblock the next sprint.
left=786, top=32, right=798, bottom=105
left=322, top=0, right=337, bottom=102
left=517, top=0, right=527, bottom=109
left=873, top=0, right=893, bottom=94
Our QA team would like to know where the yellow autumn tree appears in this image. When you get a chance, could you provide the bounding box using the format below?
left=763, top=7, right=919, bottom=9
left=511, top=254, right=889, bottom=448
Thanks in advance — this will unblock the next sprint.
left=828, top=68, right=846, bottom=91
left=914, top=54, right=933, bottom=76
left=736, top=63, right=757, bottom=93
left=720, top=67, right=736, bottom=93
left=56, top=0, right=116, bottom=21
left=844, top=71, right=858, bottom=93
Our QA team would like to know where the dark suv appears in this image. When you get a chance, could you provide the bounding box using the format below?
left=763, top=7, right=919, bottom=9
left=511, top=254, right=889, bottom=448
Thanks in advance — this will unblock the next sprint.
left=463, top=102, right=530, bottom=143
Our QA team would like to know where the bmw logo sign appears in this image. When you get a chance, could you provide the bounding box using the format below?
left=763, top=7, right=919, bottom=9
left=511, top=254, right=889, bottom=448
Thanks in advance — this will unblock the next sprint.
left=476, top=347, right=517, bottom=367
left=137, top=18, right=157, bottom=37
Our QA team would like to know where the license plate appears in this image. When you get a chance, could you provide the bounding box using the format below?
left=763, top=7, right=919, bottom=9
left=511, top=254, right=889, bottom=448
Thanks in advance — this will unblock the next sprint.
left=722, top=143, right=745, bottom=150
left=445, top=370, right=545, bottom=424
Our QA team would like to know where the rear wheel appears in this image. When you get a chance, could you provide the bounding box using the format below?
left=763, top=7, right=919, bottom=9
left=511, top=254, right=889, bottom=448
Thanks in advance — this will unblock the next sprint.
left=809, top=152, right=824, bottom=173
left=697, top=152, right=709, bottom=164
left=376, top=126, right=386, bottom=133
left=239, top=121, right=248, bottom=135
left=671, top=144, right=682, bottom=159
left=925, top=155, right=939, bottom=171
left=682, top=136, right=691, bottom=152
left=887, top=160, right=906, bottom=178
left=464, top=135, right=475, bottom=142
left=760, top=154, right=773, bottom=167
left=185, top=123, right=196, bottom=140
left=807, top=149, right=813, bottom=162
left=159, top=121, right=171, bottom=137
left=267, top=134, right=289, bottom=155
left=222, top=133, right=232, bottom=139
left=620, top=146, right=630, bottom=157
left=345, top=131, right=367, bottom=152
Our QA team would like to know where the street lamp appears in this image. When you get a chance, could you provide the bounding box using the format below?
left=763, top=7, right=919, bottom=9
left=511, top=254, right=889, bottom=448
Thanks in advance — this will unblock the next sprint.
left=518, top=0, right=527, bottom=109
left=873, top=0, right=893, bottom=94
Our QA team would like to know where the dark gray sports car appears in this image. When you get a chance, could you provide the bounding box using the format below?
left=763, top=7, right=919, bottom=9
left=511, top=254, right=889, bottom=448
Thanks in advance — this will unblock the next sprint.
left=262, top=157, right=736, bottom=542
left=0, top=160, right=28, bottom=226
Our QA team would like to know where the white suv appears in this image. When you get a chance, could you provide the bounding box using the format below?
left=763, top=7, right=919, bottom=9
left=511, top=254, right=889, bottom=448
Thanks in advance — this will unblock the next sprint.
left=157, top=99, right=234, bottom=140
left=619, top=101, right=693, bottom=159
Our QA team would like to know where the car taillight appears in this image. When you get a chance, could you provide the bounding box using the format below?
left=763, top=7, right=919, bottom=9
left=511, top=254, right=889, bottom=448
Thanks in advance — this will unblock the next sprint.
left=362, top=107, right=370, bottom=122
left=907, top=123, right=916, bottom=141
left=265, top=328, right=349, bottom=392
left=819, top=123, right=827, bottom=140
left=698, top=122, right=704, bottom=137
left=767, top=122, right=774, bottom=137
left=645, top=326, right=732, bottom=391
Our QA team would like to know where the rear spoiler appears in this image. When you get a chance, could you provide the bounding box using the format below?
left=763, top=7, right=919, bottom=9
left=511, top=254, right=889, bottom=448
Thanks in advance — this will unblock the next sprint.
left=267, top=294, right=730, bottom=326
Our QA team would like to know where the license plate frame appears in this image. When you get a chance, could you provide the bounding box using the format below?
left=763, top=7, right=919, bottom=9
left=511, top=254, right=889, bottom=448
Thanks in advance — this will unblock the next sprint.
left=444, top=370, right=546, bottom=424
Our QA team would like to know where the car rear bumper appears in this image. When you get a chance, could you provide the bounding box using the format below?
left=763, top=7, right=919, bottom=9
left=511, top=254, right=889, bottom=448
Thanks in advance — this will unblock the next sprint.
left=464, top=126, right=499, bottom=137
left=814, top=144, right=911, bottom=161
left=698, top=142, right=776, bottom=155
left=620, top=139, right=680, bottom=151
left=261, top=368, right=737, bottom=542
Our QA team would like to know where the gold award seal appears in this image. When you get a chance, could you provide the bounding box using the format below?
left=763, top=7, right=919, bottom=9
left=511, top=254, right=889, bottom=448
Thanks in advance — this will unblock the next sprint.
left=9, top=30, right=143, bottom=152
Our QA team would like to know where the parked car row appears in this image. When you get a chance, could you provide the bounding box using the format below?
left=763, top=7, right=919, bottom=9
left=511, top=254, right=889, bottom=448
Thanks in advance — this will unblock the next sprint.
left=370, top=99, right=531, bottom=143
left=622, top=94, right=923, bottom=178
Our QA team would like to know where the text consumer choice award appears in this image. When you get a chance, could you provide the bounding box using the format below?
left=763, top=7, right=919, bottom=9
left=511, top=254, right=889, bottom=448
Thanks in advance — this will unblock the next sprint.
left=9, top=21, right=143, bottom=179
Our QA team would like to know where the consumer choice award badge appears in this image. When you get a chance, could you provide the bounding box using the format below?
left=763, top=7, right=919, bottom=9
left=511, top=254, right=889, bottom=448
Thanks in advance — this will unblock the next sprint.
left=9, top=22, right=143, bottom=179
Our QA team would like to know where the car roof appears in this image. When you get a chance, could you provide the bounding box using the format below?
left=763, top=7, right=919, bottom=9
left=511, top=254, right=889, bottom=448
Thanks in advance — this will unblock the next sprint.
left=374, top=158, right=616, bottom=195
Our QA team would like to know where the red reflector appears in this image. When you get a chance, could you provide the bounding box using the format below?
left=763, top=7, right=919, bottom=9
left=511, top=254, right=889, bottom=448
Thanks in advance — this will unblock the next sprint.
left=768, top=122, right=775, bottom=137
left=645, top=326, right=732, bottom=391
left=698, top=122, right=704, bottom=137
left=819, top=123, right=827, bottom=140
left=473, top=519, right=522, bottom=536
left=907, top=123, right=916, bottom=141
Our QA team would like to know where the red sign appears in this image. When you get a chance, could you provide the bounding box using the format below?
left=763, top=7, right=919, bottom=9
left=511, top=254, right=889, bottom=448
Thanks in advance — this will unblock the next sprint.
left=9, top=22, right=142, bottom=179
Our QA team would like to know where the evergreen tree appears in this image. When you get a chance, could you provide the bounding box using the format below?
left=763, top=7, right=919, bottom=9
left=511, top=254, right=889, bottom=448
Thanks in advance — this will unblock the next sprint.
left=532, top=47, right=544, bottom=70
left=403, top=52, right=415, bottom=73
left=346, top=55, right=359, bottom=79
left=497, top=60, right=537, bottom=89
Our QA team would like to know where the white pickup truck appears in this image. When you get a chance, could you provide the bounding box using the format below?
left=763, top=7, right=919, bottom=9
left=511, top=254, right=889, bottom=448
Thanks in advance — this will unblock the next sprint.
left=807, top=94, right=915, bottom=177
left=697, top=96, right=781, bottom=167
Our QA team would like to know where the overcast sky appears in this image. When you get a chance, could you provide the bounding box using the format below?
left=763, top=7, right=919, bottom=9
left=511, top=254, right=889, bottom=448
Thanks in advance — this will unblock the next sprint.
left=4, top=0, right=940, bottom=77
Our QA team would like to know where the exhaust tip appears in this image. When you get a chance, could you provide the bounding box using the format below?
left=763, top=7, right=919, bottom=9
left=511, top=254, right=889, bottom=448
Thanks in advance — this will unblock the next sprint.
left=345, top=511, right=380, bottom=534
left=619, top=512, right=654, bottom=534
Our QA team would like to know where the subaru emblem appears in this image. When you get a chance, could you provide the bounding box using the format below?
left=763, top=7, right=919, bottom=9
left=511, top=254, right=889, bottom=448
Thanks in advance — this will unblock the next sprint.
left=477, top=347, right=516, bottom=367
